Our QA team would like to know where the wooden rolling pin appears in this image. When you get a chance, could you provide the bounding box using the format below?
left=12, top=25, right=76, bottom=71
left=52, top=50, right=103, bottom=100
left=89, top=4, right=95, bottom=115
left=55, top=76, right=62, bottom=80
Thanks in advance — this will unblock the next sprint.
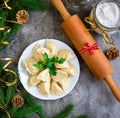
left=52, top=0, right=120, bottom=102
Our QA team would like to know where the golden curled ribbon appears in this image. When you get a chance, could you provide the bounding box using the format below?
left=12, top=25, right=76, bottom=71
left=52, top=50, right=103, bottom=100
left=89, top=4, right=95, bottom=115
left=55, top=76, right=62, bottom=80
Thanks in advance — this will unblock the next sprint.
left=85, top=17, right=115, bottom=47
left=6, top=20, right=22, bottom=24
left=0, top=26, right=10, bottom=31
left=3, top=0, right=12, bottom=10
left=0, top=41, right=9, bottom=45
left=0, top=58, right=17, bottom=87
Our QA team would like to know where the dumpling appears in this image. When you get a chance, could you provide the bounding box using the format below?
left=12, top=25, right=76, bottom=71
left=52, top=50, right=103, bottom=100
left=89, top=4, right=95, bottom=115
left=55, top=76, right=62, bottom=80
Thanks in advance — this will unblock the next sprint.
left=32, top=43, right=42, bottom=61
left=52, top=69, right=68, bottom=82
left=33, top=43, right=50, bottom=61
left=57, top=49, right=75, bottom=60
left=50, top=80, right=64, bottom=95
left=55, top=60, right=70, bottom=69
left=37, top=68, right=51, bottom=81
left=58, top=77, right=70, bottom=90
left=28, top=75, right=41, bottom=87
left=46, top=39, right=58, bottom=57
left=23, top=57, right=39, bottom=75
left=61, top=64, right=76, bottom=76
left=38, top=80, right=50, bottom=96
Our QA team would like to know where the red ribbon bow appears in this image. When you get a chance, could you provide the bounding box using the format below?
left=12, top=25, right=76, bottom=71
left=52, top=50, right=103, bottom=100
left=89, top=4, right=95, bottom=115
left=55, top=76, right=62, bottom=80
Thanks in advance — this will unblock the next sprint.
left=79, top=42, right=99, bottom=55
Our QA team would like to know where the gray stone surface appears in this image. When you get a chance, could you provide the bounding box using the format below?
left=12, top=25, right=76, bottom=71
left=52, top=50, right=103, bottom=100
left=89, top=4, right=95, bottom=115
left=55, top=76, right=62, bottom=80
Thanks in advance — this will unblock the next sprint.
left=0, top=0, right=120, bottom=118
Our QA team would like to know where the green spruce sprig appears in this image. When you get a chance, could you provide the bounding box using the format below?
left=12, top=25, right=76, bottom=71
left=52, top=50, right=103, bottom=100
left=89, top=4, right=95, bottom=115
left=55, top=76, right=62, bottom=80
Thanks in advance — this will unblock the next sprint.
left=21, top=92, right=46, bottom=118
left=17, top=0, right=49, bottom=10
left=0, top=67, right=46, bottom=118
left=0, top=0, right=49, bottom=52
left=53, top=103, right=74, bottom=118
left=76, top=115, right=88, bottom=118
left=34, top=53, right=66, bottom=76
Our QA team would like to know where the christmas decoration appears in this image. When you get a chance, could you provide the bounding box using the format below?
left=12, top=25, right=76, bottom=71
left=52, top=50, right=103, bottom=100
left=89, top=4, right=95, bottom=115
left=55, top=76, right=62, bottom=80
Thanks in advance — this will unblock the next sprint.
left=0, top=57, right=17, bottom=87
left=16, top=10, right=29, bottom=24
left=79, top=42, right=99, bottom=55
left=11, top=95, right=24, bottom=108
left=0, top=1, right=88, bottom=118
left=0, top=71, right=46, bottom=118
left=0, top=0, right=49, bottom=52
left=76, top=115, right=88, bottom=118
left=105, top=47, right=119, bottom=60
left=0, top=57, right=87, bottom=117
left=53, top=103, right=74, bottom=118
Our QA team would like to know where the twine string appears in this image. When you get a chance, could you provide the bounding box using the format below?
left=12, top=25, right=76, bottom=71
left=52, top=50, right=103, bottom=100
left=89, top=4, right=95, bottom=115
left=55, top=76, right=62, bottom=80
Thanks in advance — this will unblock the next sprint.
left=85, top=17, right=115, bottom=47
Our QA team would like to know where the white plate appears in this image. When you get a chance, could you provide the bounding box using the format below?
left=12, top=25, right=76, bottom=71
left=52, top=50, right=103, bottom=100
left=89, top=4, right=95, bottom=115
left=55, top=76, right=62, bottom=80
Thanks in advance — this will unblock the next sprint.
left=18, top=39, right=80, bottom=100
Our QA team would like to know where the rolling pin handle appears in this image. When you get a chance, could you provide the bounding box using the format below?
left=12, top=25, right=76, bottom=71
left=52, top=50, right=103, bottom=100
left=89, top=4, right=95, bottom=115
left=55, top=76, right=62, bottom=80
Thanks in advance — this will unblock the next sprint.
left=52, top=0, right=71, bottom=20
left=104, top=75, right=120, bottom=102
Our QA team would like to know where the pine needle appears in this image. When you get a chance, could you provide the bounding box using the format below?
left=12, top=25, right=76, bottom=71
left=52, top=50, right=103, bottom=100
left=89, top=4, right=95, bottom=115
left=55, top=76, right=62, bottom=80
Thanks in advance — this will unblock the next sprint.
left=53, top=103, right=74, bottom=118
left=0, top=0, right=49, bottom=52
left=0, top=88, right=4, bottom=101
left=22, top=92, right=46, bottom=118
left=13, top=107, right=38, bottom=118
left=5, top=83, right=17, bottom=105
left=8, top=106, right=18, bottom=117
left=0, top=9, right=8, bottom=38
left=0, top=89, right=5, bottom=106
left=76, top=115, right=88, bottom=118
left=17, top=0, right=49, bottom=10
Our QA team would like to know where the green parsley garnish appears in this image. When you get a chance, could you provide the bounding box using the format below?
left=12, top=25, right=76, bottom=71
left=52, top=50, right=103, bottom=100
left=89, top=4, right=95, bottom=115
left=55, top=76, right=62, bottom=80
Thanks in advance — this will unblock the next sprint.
left=33, top=53, right=66, bottom=76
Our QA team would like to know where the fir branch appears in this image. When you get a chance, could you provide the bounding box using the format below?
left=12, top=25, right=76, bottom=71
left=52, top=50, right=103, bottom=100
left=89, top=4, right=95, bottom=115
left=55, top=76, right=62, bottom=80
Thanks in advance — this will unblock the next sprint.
left=8, top=106, right=18, bottom=116
left=5, top=86, right=14, bottom=105
left=0, top=62, right=4, bottom=74
left=53, top=103, right=74, bottom=118
left=0, top=23, right=22, bottom=51
left=0, top=9, right=7, bottom=27
left=0, top=88, right=5, bottom=102
left=0, top=88, right=4, bottom=105
left=22, top=92, right=46, bottom=118
left=13, top=107, right=37, bottom=118
left=17, top=0, right=49, bottom=10
left=5, top=84, right=17, bottom=105
left=76, top=115, right=88, bottom=118
left=0, top=0, right=49, bottom=52
left=0, top=9, right=8, bottom=38
left=1, top=113, right=8, bottom=118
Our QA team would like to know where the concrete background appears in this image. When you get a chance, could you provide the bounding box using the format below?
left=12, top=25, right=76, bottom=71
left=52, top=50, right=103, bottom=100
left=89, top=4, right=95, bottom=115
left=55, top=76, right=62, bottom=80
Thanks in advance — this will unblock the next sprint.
left=0, top=0, right=120, bottom=118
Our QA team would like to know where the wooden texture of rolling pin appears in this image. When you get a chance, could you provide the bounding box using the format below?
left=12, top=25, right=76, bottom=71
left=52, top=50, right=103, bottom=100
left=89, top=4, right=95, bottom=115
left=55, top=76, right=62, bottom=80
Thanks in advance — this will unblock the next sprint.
left=52, top=0, right=120, bottom=102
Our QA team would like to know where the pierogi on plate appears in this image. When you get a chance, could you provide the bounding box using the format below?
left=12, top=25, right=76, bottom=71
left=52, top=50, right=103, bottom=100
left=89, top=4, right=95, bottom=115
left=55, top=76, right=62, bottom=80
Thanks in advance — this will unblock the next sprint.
left=23, top=39, right=76, bottom=96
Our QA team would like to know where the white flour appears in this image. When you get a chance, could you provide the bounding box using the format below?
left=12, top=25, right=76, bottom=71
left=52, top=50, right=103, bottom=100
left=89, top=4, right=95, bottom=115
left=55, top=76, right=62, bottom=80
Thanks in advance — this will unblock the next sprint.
left=95, top=2, right=120, bottom=28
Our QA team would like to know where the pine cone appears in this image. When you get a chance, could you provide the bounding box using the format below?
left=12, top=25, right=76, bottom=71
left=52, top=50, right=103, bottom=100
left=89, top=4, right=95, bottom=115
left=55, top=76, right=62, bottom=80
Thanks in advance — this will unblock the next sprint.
left=12, top=95, right=24, bottom=108
left=16, top=10, right=29, bottom=24
left=105, top=47, right=119, bottom=60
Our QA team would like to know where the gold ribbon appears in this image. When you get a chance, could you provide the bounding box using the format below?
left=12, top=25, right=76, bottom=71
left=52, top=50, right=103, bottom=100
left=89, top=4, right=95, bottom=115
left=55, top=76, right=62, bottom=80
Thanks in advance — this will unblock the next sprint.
left=6, top=20, right=22, bottom=24
left=0, top=58, right=17, bottom=87
left=0, top=0, right=12, bottom=10
left=0, top=26, right=10, bottom=31
left=0, top=96, right=11, bottom=118
left=85, top=17, right=115, bottom=47
left=4, top=0, right=12, bottom=10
